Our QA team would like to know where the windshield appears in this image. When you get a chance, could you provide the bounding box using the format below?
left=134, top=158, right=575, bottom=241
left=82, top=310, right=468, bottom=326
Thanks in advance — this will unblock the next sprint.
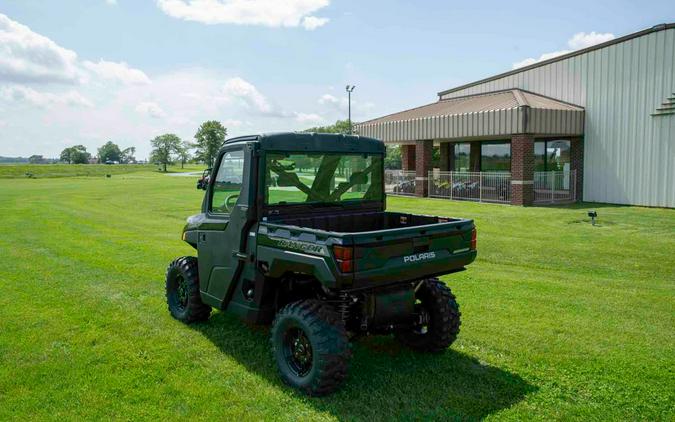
left=265, top=152, right=383, bottom=205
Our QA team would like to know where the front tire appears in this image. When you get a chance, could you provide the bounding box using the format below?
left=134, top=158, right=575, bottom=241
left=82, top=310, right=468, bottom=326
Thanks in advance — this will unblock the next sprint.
left=394, top=278, right=460, bottom=352
left=165, top=256, right=211, bottom=323
left=270, top=300, right=351, bottom=396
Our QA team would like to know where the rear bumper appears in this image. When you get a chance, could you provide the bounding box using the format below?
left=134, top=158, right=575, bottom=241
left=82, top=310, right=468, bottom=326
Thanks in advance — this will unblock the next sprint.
left=348, top=250, right=476, bottom=289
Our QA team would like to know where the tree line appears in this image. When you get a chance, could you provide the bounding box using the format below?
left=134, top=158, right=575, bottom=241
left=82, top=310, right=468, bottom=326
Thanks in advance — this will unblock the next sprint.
left=59, top=142, right=137, bottom=165
left=54, top=120, right=227, bottom=170
left=53, top=119, right=402, bottom=170
left=150, top=120, right=226, bottom=172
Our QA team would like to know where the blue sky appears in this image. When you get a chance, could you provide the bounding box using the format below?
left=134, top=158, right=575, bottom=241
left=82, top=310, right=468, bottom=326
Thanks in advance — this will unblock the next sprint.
left=1, top=0, right=673, bottom=159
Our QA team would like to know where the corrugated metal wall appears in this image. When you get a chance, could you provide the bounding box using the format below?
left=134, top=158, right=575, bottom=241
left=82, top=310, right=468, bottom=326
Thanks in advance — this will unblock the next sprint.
left=440, top=27, right=675, bottom=207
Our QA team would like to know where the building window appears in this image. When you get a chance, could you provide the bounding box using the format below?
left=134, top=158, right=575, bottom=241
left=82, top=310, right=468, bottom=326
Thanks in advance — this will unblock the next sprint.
left=481, top=142, right=511, bottom=172
left=535, top=140, right=571, bottom=171
left=454, top=143, right=470, bottom=172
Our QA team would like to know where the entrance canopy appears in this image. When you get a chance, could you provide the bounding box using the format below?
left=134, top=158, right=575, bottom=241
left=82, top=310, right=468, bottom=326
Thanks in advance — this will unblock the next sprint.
left=356, top=89, right=584, bottom=142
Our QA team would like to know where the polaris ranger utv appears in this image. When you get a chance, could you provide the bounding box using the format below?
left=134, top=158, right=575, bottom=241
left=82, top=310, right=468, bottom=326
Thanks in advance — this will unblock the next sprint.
left=166, top=132, right=477, bottom=395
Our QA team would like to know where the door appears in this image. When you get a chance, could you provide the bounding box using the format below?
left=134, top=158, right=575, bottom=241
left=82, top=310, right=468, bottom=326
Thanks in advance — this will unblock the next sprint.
left=198, top=146, right=249, bottom=307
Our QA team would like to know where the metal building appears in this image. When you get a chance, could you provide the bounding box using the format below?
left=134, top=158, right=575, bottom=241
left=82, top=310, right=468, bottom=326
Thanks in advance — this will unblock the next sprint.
left=356, top=23, right=675, bottom=207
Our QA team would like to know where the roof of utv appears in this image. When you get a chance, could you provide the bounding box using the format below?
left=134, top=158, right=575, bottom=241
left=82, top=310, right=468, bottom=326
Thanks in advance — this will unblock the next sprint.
left=221, top=132, right=385, bottom=154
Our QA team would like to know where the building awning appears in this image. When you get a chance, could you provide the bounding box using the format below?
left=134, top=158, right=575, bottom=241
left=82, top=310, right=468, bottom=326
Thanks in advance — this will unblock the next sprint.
left=355, top=89, right=584, bottom=143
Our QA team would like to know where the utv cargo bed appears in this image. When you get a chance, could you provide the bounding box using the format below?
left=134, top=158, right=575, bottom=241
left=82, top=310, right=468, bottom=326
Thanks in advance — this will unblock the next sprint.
left=261, top=211, right=476, bottom=289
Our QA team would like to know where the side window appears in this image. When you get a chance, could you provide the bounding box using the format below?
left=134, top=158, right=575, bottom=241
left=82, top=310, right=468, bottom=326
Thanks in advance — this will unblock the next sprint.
left=210, top=149, right=244, bottom=213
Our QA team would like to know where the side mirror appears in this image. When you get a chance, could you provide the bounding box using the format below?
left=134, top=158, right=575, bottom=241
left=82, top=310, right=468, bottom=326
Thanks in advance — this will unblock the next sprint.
left=197, top=168, right=212, bottom=190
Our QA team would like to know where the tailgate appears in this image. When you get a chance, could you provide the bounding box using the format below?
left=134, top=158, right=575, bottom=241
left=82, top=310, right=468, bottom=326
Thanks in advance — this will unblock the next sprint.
left=350, top=218, right=476, bottom=286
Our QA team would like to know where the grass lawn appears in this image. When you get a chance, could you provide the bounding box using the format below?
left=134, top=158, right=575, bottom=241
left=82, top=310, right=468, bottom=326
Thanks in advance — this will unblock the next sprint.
left=0, top=163, right=205, bottom=179
left=0, top=171, right=673, bottom=420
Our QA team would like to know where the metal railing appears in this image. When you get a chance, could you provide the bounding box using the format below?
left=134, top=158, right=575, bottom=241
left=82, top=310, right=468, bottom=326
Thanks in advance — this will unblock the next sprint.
left=384, top=169, right=577, bottom=205
left=534, top=170, right=576, bottom=203
left=429, top=171, right=512, bottom=203
left=385, top=170, right=416, bottom=196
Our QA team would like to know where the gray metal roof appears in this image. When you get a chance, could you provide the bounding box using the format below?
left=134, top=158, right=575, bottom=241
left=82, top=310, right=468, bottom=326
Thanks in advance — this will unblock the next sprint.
left=355, top=89, right=584, bottom=143
left=359, top=89, right=582, bottom=126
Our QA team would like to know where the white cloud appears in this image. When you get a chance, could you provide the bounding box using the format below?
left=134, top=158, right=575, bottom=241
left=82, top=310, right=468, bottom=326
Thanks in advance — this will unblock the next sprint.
left=318, top=93, right=341, bottom=106
left=317, top=92, right=374, bottom=116
left=512, top=50, right=570, bottom=69
left=83, top=60, right=151, bottom=85
left=156, top=0, right=330, bottom=30
left=0, top=14, right=148, bottom=87
left=0, top=85, right=93, bottom=108
left=0, top=13, right=81, bottom=84
left=568, top=31, right=615, bottom=49
left=301, top=16, right=329, bottom=30
left=135, top=101, right=165, bottom=118
left=220, top=77, right=324, bottom=122
left=105, top=0, right=118, bottom=5
left=221, top=77, right=278, bottom=115
left=294, top=112, right=323, bottom=124
left=513, top=31, right=615, bottom=69
left=0, top=12, right=369, bottom=160
left=222, top=118, right=245, bottom=127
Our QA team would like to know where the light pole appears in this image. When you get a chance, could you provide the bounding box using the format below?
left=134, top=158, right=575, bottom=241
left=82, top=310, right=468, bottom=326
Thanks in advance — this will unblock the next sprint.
left=346, top=85, right=355, bottom=134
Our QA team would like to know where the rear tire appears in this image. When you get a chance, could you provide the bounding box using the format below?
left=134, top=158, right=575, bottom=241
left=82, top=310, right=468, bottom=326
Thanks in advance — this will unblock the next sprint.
left=165, top=256, right=211, bottom=323
left=394, top=278, right=460, bottom=352
left=270, top=300, right=351, bottom=396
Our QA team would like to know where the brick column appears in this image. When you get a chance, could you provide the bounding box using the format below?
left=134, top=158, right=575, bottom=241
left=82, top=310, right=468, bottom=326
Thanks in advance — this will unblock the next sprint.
left=415, top=140, right=433, bottom=197
left=401, top=144, right=416, bottom=171
left=510, top=134, right=534, bottom=206
left=570, top=137, right=584, bottom=202
left=469, top=142, right=481, bottom=172
left=439, top=142, right=456, bottom=171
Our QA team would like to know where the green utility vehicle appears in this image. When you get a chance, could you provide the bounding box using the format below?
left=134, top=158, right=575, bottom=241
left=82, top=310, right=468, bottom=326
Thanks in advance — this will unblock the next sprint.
left=166, top=132, right=477, bottom=395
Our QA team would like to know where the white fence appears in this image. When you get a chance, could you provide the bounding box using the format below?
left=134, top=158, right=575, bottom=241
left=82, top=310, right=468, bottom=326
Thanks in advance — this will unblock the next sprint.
left=534, top=170, right=577, bottom=203
left=385, top=170, right=416, bottom=196
left=429, top=171, right=512, bottom=203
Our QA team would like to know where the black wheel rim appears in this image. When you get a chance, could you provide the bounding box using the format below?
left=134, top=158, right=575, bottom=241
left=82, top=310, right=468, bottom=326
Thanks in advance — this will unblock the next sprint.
left=413, top=300, right=431, bottom=335
left=175, top=275, right=188, bottom=312
left=282, top=326, right=313, bottom=377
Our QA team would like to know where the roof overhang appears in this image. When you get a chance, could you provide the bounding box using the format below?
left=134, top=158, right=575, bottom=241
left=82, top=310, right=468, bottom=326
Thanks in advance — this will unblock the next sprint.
left=355, top=89, right=584, bottom=143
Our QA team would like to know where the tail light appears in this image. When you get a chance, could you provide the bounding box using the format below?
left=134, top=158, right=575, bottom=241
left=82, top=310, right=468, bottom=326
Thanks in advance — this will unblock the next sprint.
left=333, top=245, right=354, bottom=273
left=470, top=228, right=477, bottom=250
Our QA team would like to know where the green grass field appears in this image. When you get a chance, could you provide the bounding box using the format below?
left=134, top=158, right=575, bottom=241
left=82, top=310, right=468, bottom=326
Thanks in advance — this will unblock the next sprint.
left=0, top=163, right=205, bottom=179
left=0, top=169, right=673, bottom=420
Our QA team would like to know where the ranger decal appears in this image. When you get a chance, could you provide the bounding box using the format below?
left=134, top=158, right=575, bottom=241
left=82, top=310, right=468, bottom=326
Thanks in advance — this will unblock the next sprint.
left=271, top=238, right=329, bottom=256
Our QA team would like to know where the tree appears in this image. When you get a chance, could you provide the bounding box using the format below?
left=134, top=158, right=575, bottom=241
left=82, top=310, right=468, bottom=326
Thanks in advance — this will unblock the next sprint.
left=150, top=134, right=182, bottom=172
left=177, top=141, right=192, bottom=169
left=304, top=120, right=351, bottom=134
left=120, top=147, right=136, bottom=164
left=193, top=121, right=226, bottom=167
left=384, top=145, right=402, bottom=169
left=98, top=141, right=122, bottom=163
left=60, top=148, right=73, bottom=164
left=60, top=145, right=91, bottom=164
left=29, top=155, right=46, bottom=164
